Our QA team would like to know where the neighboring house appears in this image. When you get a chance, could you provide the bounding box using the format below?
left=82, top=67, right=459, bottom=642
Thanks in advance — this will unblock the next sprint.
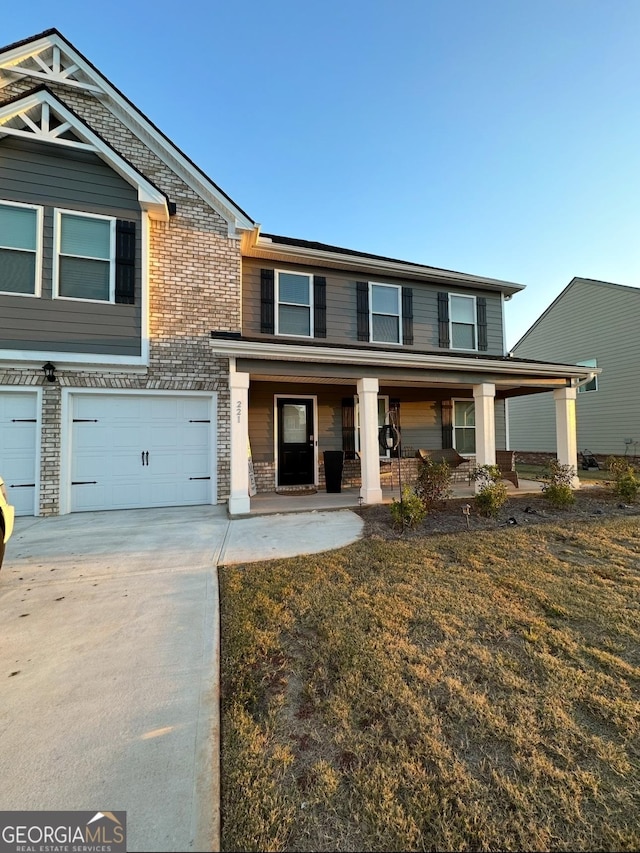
left=508, top=277, right=636, bottom=459
left=0, top=30, right=593, bottom=518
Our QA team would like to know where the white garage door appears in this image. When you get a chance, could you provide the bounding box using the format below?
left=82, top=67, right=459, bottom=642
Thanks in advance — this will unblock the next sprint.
left=0, top=391, right=38, bottom=516
left=70, top=393, right=214, bottom=512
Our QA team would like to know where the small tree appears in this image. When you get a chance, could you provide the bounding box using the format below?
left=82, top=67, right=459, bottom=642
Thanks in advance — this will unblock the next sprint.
left=606, top=456, right=639, bottom=503
left=390, top=485, right=427, bottom=530
left=541, top=459, right=576, bottom=508
left=414, top=459, right=452, bottom=512
left=470, top=464, right=508, bottom=518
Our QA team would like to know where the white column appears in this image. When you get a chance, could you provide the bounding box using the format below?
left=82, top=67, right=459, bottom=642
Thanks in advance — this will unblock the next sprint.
left=554, top=386, right=580, bottom=489
left=473, top=383, right=496, bottom=467
left=228, top=369, right=251, bottom=515
left=357, top=376, right=382, bottom=505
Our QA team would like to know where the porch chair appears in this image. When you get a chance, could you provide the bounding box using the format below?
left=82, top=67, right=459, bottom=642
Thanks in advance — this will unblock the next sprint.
left=495, top=450, right=519, bottom=488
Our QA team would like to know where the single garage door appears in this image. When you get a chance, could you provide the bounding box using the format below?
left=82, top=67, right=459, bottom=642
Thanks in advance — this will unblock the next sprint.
left=0, top=390, right=38, bottom=516
left=70, top=393, right=214, bottom=512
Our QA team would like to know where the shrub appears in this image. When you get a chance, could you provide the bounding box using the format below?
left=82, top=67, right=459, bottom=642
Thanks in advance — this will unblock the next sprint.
left=474, top=482, right=509, bottom=517
left=469, top=464, right=508, bottom=517
left=540, top=459, right=576, bottom=509
left=606, top=457, right=639, bottom=502
left=390, top=486, right=427, bottom=530
left=414, top=459, right=452, bottom=511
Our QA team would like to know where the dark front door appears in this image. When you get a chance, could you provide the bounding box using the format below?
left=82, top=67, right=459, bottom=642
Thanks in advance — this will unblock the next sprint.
left=277, top=398, right=315, bottom=486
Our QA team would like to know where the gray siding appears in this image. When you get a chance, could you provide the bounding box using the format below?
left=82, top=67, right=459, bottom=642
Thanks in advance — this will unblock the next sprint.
left=509, top=279, right=640, bottom=455
left=243, top=259, right=505, bottom=356
left=0, top=138, right=142, bottom=356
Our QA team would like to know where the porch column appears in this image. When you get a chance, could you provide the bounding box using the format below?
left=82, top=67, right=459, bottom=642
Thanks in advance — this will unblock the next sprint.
left=553, top=386, right=580, bottom=489
left=228, top=370, right=251, bottom=515
left=473, top=382, right=496, bottom=467
left=357, top=376, right=383, bottom=505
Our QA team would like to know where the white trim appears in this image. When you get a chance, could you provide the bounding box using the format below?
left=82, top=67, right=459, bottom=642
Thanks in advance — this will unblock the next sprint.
left=275, top=269, right=314, bottom=339
left=0, top=385, right=43, bottom=516
left=0, top=88, right=169, bottom=221
left=210, top=338, right=600, bottom=381
left=141, top=212, right=150, bottom=363
left=53, top=208, right=116, bottom=303
left=449, top=293, right=478, bottom=352
left=0, top=352, right=148, bottom=368
left=274, top=394, right=318, bottom=486
left=369, top=282, right=402, bottom=345
left=59, top=388, right=218, bottom=515
left=0, top=199, right=43, bottom=297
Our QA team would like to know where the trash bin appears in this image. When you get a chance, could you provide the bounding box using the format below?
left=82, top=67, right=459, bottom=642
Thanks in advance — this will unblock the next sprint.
left=323, top=450, right=344, bottom=493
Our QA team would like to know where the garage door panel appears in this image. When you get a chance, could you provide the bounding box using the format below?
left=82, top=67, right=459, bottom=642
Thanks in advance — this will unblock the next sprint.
left=70, top=393, right=214, bottom=512
left=0, top=391, right=38, bottom=516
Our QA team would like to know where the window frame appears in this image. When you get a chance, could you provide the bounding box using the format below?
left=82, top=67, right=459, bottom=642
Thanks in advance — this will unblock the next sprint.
left=577, top=358, right=598, bottom=393
left=53, top=208, right=116, bottom=303
left=449, top=293, right=478, bottom=351
left=452, top=398, right=476, bottom=455
left=0, top=199, right=43, bottom=298
left=369, top=282, right=402, bottom=345
left=354, top=394, right=391, bottom=459
left=275, top=269, right=314, bottom=338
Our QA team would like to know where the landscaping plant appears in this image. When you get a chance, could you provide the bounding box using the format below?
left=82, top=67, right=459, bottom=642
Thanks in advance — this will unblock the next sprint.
left=389, top=485, right=427, bottom=530
left=541, top=458, right=576, bottom=508
left=413, top=458, right=452, bottom=511
left=606, top=456, right=639, bottom=503
left=470, top=463, right=508, bottom=517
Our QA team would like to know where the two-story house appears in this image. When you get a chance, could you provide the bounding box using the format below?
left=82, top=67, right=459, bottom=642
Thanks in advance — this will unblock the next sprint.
left=508, top=277, right=636, bottom=459
left=0, top=29, right=594, bottom=518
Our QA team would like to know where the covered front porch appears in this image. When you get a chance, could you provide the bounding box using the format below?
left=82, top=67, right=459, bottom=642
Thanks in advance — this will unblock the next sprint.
left=216, top=341, right=593, bottom=516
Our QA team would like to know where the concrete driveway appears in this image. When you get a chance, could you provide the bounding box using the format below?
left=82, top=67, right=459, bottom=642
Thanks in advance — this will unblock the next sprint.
left=0, top=504, right=363, bottom=852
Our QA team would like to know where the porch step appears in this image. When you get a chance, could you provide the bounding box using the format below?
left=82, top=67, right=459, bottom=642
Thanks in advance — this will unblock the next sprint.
left=275, top=485, right=318, bottom=496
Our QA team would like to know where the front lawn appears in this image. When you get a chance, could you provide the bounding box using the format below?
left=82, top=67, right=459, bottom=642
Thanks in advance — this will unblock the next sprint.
left=219, top=517, right=640, bottom=852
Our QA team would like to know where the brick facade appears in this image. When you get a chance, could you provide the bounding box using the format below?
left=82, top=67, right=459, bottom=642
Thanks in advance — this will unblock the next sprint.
left=0, top=77, right=243, bottom=514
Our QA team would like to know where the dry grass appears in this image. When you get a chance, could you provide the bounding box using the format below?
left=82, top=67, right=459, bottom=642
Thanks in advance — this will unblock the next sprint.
left=219, top=515, right=640, bottom=852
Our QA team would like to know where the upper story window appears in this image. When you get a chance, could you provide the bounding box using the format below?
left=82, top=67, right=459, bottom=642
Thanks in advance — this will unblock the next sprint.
left=276, top=271, right=313, bottom=337
left=577, top=358, right=598, bottom=393
left=0, top=201, right=42, bottom=296
left=370, top=283, right=401, bottom=344
left=450, top=294, right=477, bottom=350
left=55, top=210, right=116, bottom=302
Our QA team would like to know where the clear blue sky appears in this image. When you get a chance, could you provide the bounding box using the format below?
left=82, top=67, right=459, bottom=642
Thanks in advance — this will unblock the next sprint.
left=5, top=1, right=640, bottom=348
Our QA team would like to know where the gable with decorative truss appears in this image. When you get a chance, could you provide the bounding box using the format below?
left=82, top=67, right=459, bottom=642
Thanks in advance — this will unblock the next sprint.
left=0, top=86, right=170, bottom=221
left=0, top=28, right=255, bottom=236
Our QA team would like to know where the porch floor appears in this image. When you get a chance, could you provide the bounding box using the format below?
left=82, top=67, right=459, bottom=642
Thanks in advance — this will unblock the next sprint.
left=246, top=478, right=545, bottom=516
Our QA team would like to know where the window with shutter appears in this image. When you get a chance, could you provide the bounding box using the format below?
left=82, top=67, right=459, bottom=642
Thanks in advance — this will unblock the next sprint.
left=449, top=293, right=477, bottom=350
left=55, top=210, right=115, bottom=302
left=276, top=270, right=313, bottom=337
left=260, top=268, right=275, bottom=334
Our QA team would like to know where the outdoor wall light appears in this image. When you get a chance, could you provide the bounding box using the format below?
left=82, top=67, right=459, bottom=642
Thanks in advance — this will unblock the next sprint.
left=42, top=362, right=57, bottom=382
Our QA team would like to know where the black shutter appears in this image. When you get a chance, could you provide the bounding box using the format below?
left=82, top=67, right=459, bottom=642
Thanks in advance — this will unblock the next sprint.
left=402, top=288, right=413, bottom=345
left=314, top=276, right=326, bottom=338
left=260, top=268, right=275, bottom=334
left=342, top=397, right=356, bottom=460
left=438, top=292, right=450, bottom=348
left=477, top=297, right=488, bottom=351
left=441, top=400, right=453, bottom=449
left=115, top=220, right=136, bottom=304
left=356, top=281, right=369, bottom=341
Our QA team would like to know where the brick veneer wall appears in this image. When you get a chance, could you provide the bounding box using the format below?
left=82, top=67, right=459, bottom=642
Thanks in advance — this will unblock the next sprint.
left=0, top=79, right=243, bottom=514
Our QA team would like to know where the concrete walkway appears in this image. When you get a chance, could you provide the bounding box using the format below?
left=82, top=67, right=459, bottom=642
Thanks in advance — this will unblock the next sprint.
left=0, top=505, right=364, bottom=852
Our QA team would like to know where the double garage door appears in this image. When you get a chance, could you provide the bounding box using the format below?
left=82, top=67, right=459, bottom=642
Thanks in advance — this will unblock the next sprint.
left=0, top=391, right=215, bottom=515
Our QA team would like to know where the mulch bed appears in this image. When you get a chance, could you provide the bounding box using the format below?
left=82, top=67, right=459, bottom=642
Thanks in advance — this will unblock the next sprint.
left=354, top=486, right=640, bottom=540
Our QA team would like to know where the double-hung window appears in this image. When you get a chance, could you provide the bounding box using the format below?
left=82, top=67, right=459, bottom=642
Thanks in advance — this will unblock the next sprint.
left=450, top=294, right=477, bottom=350
left=454, top=400, right=476, bottom=454
left=0, top=201, right=41, bottom=296
left=276, top=271, right=313, bottom=337
left=370, top=283, right=401, bottom=344
left=55, top=210, right=115, bottom=302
